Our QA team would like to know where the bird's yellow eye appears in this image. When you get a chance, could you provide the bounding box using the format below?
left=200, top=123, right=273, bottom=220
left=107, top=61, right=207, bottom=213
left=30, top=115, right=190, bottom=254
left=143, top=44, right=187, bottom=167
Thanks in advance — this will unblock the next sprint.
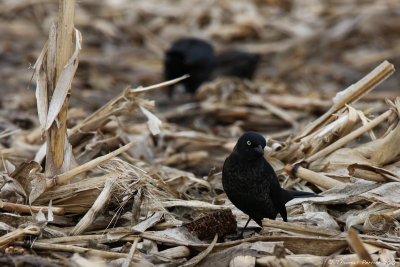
left=247, top=140, right=251, bottom=146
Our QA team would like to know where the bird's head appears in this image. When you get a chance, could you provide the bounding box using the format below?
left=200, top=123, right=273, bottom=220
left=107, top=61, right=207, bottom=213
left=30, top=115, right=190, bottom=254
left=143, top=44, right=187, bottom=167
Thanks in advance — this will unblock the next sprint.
left=233, top=132, right=266, bottom=160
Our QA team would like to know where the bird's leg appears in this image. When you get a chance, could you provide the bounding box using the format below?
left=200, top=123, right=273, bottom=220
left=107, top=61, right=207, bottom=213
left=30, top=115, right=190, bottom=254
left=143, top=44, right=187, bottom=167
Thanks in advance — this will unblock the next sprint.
left=232, top=217, right=251, bottom=240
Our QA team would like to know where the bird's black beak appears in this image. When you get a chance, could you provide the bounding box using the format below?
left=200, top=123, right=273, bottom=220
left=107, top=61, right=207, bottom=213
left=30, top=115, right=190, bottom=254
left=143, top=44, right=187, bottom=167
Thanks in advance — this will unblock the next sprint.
left=254, top=145, right=264, bottom=155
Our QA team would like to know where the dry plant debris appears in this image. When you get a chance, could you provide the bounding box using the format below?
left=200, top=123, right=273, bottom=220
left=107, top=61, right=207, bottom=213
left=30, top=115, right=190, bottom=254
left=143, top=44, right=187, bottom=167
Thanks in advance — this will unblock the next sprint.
left=1, top=0, right=400, bottom=266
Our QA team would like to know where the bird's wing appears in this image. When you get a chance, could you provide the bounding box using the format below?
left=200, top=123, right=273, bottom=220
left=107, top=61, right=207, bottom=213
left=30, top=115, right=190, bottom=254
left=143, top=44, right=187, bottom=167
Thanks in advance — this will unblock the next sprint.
left=262, top=160, right=288, bottom=222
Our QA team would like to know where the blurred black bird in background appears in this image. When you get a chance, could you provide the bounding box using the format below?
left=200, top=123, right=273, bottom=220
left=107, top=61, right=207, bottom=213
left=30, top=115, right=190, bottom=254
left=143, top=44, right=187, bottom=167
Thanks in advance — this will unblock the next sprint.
left=164, top=38, right=260, bottom=96
left=164, top=38, right=216, bottom=96
left=222, top=132, right=318, bottom=239
left=214, top=49, right=260, bottom=80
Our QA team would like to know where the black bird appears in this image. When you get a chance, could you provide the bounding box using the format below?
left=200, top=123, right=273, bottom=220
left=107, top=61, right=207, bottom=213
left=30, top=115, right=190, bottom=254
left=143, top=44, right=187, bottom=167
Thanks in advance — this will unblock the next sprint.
left=164, top=38, right=216, bottom=96
left=222, top=132, right=318, bottom=238
left=215, top=50, right=260, bottom=80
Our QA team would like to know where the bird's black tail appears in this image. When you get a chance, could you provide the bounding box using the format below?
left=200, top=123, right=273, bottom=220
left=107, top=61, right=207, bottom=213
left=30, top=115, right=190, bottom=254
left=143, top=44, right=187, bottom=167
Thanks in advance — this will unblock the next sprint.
left=282, top=189, right=319, bottom=203
left=288, top=190, right=319, bottom=198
